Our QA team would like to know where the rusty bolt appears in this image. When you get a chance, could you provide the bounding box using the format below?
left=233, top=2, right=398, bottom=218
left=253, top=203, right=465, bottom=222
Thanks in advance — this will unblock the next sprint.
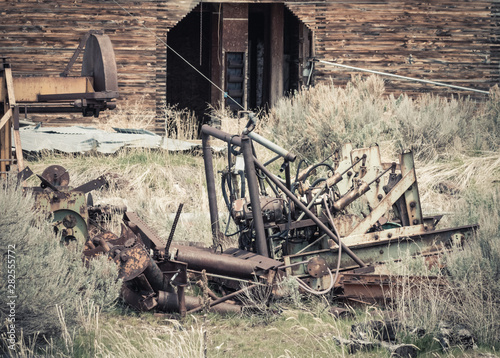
left=375, top=178, right=380, bottom=183
left=387, top=232, right=392, bottom=238
left=409, top=201, right=416, bottom=208
left=120, top=251, right=129, bottom=262
left=379, top=249, right=384, bottom=255
left=413, top=219, right=419, bottom=225
left=407, top=186, right=413, bottom=191
left=424, top=225, right=428, bottom=231
left=347, top=171, right=353, bottom=177
left=377, top=194, right=383, bottom=200
left=374, top=234, right=379, bottom=240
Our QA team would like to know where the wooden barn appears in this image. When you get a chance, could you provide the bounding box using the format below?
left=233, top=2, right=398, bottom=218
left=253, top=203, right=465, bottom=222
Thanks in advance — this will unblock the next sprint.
left=1, top=0, right=499, bottom=132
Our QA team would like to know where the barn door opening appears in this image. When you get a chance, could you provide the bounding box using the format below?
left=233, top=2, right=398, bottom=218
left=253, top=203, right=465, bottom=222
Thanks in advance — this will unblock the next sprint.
left=166, top=3, right=311, bottom=134
left=166, top=4, right=212, bottom=135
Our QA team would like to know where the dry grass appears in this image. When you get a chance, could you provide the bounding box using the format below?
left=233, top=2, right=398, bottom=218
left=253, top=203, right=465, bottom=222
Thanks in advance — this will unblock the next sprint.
left=10, top=76, right=500, bottom=356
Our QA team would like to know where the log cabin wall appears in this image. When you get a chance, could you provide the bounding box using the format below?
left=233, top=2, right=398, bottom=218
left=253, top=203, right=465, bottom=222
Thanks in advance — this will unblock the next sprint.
left=1, top=0, right=161, bottom=126
left=286, top=0, right=498, bottom=99
left=1, top=0, right=499, bottom=132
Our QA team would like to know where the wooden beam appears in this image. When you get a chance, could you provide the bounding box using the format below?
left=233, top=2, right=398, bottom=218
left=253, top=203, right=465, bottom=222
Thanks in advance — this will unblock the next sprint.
left=0, top=108, right=12, bottom=131
left=12, top=106, right=24, bottom=171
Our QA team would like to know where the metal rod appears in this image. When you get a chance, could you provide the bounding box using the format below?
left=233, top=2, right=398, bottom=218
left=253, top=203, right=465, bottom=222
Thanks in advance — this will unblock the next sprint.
left=248, top=131, right=296, bottom=162
left=241, top=135, right=269, bottom=257
left=284, top=160, right=291, bottom=191
left=295, top=234, right=328, bottom=255
left=253, top=158, right=366, bottom=268
left=202, top=131, right=221, bottom=245
left=165, top=203, right=184, bottom=255
left=264, top=154, right=281, bottom=167
left=201, top=124, right=241, bottom=146
left=319, top=59, right=490, bottom=95
left=367, top=162, right=395, bottom=186
left=186, top=284, right=258, bottom=314
left=186, top=269, right=267, bottom=286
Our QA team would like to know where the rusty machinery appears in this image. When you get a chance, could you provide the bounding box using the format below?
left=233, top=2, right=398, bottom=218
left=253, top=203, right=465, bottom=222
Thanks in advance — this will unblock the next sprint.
left=21, top=164, right=110, bottom=245
left=201, top=113, right=478, bottom=294
left=0, top=30, right=118, bottom=177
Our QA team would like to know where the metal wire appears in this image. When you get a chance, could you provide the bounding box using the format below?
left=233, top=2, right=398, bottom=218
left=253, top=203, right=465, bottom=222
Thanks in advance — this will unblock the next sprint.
left=318, top=59, right=489, bottom=95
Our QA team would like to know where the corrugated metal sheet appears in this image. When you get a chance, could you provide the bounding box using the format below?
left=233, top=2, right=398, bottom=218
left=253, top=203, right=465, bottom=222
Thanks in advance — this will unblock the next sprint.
left=19, top=125, right=209, bottom=153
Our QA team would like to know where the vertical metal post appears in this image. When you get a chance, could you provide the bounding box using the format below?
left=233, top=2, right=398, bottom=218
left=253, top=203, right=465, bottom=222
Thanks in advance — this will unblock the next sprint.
left=284, top=160, right=291, bottom=191
left=177, top=285, right=187, bottom=317
left=241, top=135, right=269, bottom=257
left=202, top=131, right=221, bottom=245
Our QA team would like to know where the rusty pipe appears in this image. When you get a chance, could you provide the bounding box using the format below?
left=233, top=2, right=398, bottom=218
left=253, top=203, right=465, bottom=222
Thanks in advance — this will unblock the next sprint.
left=171, top=244, right=271, bottom=278
left=187, top=284, right=258, bottom=314
left=158, top=290, right=241, bottom=314
left=201, top=125, right=242, bottom=146
left=253, top=158, right=366, bottom=268
left=202, top=130, right=222, bottom=245
left=333, top=182, right=370, bottom=211
left=241, top=135, right=269, bottom=257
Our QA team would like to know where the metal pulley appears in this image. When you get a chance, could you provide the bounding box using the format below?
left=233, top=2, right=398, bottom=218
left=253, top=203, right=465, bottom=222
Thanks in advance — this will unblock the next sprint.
left=82, top=33, right=119, bottom=93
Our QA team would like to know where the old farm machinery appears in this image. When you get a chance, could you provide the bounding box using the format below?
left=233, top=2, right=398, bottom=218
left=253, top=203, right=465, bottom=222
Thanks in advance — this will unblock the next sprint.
left=0, top=30, right=118, bottom=177
left=78, top=113, right=477, bottom=315
left=199, top=116, right=476, bottom=293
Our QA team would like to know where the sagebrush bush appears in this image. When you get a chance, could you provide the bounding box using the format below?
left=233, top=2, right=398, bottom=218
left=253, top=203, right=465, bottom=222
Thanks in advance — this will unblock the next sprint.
left=262, top=76, right=499, bottom=162
left=0, top=177, right=122, bottom=344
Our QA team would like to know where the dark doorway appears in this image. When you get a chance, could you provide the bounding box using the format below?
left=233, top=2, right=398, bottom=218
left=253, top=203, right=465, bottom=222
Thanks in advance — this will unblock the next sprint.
left=248, top=4, right=270, bottom=109
left=166, top=5, right=212, bottom=134
left=167, top=3, right=311, bottom=134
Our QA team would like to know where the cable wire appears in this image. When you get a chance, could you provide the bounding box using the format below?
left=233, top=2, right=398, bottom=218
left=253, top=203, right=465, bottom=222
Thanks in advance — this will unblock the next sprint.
left=318, top=59, right=489, bottom=95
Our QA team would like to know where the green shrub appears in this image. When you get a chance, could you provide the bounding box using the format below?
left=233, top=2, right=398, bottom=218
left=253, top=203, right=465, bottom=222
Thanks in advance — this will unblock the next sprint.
left=262, top=76, right=499, bottom=162
left=0, top=177, right=122, bottom=347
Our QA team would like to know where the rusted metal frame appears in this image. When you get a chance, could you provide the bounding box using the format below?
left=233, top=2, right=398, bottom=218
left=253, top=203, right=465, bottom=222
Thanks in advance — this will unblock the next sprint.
left=400, top=151, right=423, bottom=226
left=60, top=30, right=102, bottom=77
left=157, top=260, right=188, bottom=317
left=339, top=272, right=447, bottom=303
left=343, top=223, right=478, bottom=248
left=241, top=135, right=269, bottom=257
left=186, top=283, right=258, bottom=314
left=201, top=124, right=293, bottom=249
left=37, top=91, right=119, bottom=102
left=349, top=168, right=417, bottom=236
left=72, top=176, right=107, bottom=194
left=123, top=212, right=165, bottom=251
left=285, top=224, right=477, bottom=275
left=253, top=158, right=367, bottom=268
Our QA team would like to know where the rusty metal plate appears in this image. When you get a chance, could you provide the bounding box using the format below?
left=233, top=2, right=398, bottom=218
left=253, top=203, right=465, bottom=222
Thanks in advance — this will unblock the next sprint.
left=307, top=256, right=328, bottom=278
left=115, top=245, right=151, bottom=282
left=41, top=164, right=69, bottom=187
